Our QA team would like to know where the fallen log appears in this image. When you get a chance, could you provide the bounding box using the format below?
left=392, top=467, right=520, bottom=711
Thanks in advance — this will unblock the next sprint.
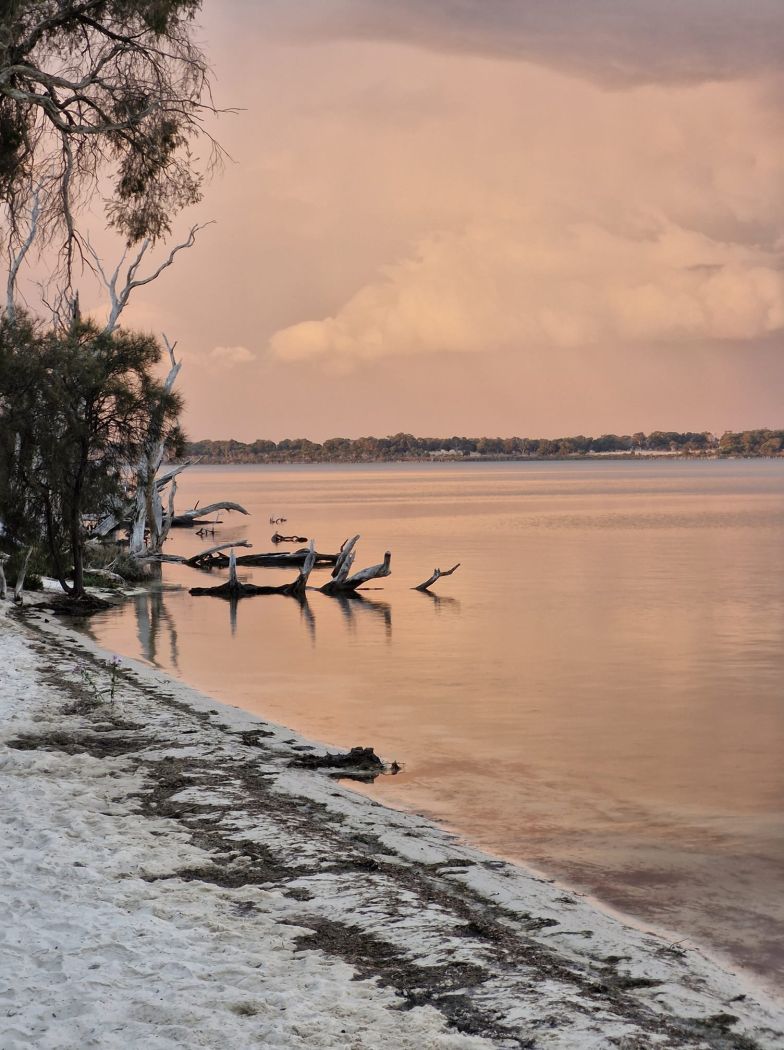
left=139, top=540, right=252, bottom=568
left=190, top=543, right=317, bottom=600
left=414, top=562, right=461, bottom=592
left=187, top=540, right=254, bottom=569
left=289, top=746, right=395, bottom=782
left=172, top=501, right=249, bottom=527
left=272, top=532, right=308, bottom=544
left=210, top=548, right=337, bottom=568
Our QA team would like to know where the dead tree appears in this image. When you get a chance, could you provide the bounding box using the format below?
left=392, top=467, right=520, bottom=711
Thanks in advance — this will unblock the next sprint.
left=5, top=190, right=40, bottom=322
left=0, top=554, right=7, bottom=600
left=171, top=502, right=249, bottom=528
left=82, top=231, right=209, bottom=559
left=319, top=536, right=392, bottom=595
left=189, top=542, right=317, bottom=600
left=272, top=532, right=308, bottom=544
left=143, top=540, right=253, bottom=568
left=414, top=563, right=461, bottom=592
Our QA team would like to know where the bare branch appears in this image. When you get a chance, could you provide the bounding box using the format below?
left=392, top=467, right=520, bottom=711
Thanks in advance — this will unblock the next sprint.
left=6, top=190, right=40, bottom=319
left=414, top=563, right=461, bottom=592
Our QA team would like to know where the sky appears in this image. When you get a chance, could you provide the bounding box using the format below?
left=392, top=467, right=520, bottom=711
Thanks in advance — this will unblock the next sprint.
left=89, top=0, right=784, bottom=440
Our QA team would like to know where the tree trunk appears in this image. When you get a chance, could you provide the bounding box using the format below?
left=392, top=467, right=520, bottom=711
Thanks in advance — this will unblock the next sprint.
left=43, top=491, right=72, bottom=596
left=13, top=547, right=32, bottom=602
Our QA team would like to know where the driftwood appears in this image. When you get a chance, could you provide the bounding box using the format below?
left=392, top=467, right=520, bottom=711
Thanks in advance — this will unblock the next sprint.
left=272, top=532, right=308, bottom=544
left=319, top=536, right=391, bottom=595
left=414, top=563, right=461, bottom=592
left=211, top=548, right=337, bottom=568
left=171, top=501, right=249, bottom=527
left=289, top=746, right=389, bottom=782
left=188, top=536, right=392, bottom=600
left=189, top=542, right=317, bottom=600
left=141, top=540, right=253, bottom=567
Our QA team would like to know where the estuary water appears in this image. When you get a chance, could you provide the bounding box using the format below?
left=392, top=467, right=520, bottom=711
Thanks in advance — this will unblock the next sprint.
left=86, top=460, right=784, bottom=990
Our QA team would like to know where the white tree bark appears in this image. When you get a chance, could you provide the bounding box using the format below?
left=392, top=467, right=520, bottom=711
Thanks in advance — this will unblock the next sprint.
left=83, top=227, right=210, bottom=336
left=0, top=555, right=8, bottom=600
left=320, top=538, right=391, bottom=595
left=13, top=547, right=32, bottom=602
left=5, top=191, right=40, bottom=321
left=128, top=335, right=184, bottom=557
left=172, top=501, right=250, bottom=525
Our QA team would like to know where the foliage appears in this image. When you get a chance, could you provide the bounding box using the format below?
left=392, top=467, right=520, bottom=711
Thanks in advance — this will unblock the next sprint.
left=0, top=0, right=215, bottom=271
left=0, top=312, right=182, bottom=598
left=72, top=654, right=121, bottom=702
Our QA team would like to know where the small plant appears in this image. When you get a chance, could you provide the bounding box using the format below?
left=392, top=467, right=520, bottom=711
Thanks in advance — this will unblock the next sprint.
left=72, top=655, right=121, bottom=703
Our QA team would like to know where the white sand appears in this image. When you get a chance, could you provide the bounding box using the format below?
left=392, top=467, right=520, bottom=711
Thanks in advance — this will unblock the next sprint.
left=1, top=601, right=782, bottom=1049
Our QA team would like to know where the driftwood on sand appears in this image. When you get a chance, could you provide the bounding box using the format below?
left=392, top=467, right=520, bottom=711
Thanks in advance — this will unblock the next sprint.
left=414, top=563, right=461, bottom=592
left=289, top=746, right=398, bottom=782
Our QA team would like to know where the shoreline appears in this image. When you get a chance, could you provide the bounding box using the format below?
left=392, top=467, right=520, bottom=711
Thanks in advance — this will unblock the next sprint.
left=2, top=603, right=783, bottom=1049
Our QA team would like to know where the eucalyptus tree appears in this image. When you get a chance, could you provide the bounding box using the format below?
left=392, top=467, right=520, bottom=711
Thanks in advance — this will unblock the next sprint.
left=0, top=0, right=218, bottom=277
left=0, top=313, right=182, bottom=600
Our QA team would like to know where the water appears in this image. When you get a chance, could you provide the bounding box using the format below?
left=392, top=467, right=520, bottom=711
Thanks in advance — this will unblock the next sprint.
left=86, top=460, right=784, bottom=990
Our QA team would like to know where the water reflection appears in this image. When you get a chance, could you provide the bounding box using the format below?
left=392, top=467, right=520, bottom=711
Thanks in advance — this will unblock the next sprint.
left=416, top=591, right=462, bottom=615
left=333, top=592, right=393, bottom=640
left=133, top=588, right=180, bottom=669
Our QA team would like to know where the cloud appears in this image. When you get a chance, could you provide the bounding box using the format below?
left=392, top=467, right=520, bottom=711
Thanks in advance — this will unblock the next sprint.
left=262, top=0, right=784, bottom=87
left=208, top=345, right=256, bottom=366
left=269, top=219, right=784, bottom=365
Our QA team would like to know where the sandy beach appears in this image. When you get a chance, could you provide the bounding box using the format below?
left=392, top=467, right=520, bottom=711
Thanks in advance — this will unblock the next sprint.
left=1, top=601, right=782, bottom=1050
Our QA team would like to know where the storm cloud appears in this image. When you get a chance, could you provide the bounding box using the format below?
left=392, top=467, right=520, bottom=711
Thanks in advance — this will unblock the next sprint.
left=260, top=0, right=784, bottom=87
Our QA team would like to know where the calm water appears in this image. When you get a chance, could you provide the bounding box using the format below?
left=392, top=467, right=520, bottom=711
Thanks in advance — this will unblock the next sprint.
left=86, top=461, right=784, bottom=990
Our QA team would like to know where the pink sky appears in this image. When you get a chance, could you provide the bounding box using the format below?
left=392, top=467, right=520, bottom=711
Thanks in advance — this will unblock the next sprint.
left=86, top=1, right=784, bottom=440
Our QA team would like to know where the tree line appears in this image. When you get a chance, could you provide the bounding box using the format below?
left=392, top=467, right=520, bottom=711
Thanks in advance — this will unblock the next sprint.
left=185, top=430, right=784, bottom=463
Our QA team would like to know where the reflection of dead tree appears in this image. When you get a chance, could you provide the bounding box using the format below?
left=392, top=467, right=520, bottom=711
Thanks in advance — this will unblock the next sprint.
left=0, top=549, right=31, bottom=604
left=134, top=589, right=180, bottom=669
left=334, top=593, right=392, bottom=639
left=414, top=563, right=460, bottom=592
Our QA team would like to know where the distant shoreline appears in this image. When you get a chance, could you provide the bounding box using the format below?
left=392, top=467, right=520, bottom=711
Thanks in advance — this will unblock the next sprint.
left=182, top=429, right=783, bottom=465
left=176, top=451, right=783, bottom=466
